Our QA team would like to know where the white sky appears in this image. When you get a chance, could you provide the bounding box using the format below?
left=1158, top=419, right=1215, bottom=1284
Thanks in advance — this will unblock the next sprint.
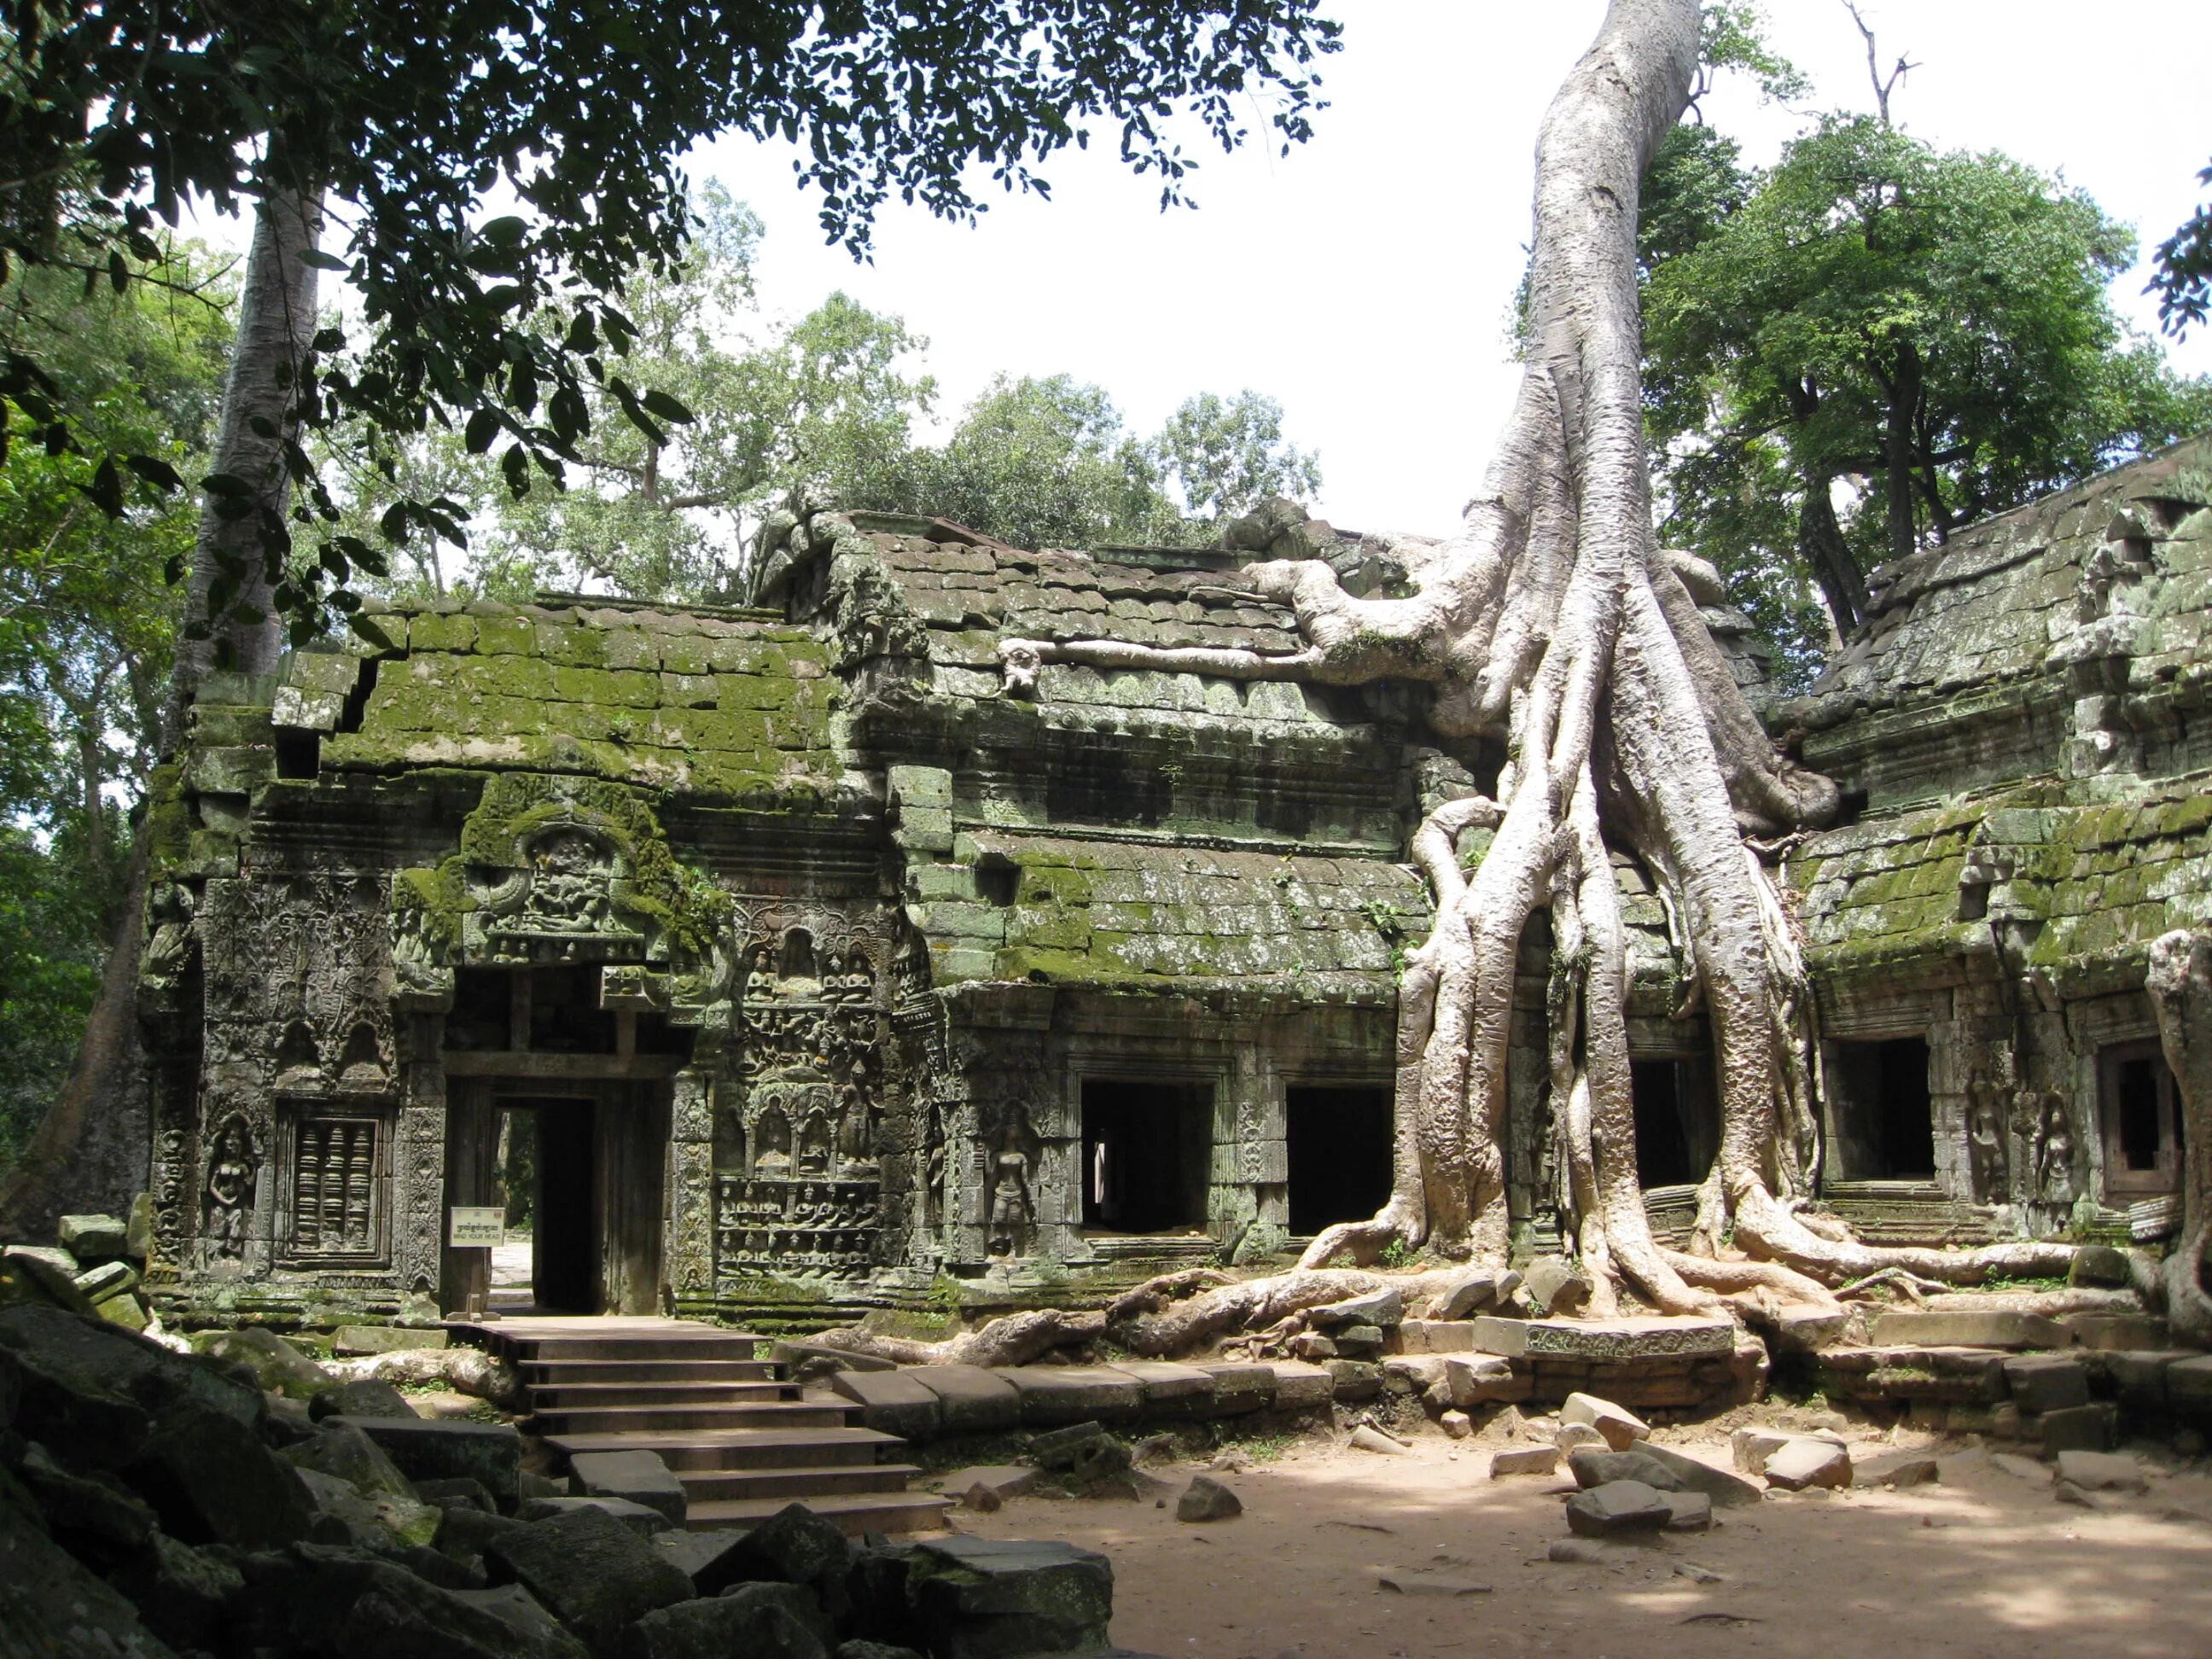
left=686, top=0, right=2212, bottom=538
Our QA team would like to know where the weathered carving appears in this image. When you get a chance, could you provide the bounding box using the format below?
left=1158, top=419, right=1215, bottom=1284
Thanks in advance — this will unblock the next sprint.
left=1966, top=1077, right=2010, bottom=1204
left=284, top=1111, right=383, bottom=1260
left=201, top=1113, right=261, bottom=1261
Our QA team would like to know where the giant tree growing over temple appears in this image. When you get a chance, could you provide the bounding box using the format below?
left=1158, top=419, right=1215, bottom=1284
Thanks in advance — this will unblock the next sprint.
left=1000, top=0, right=2088, bottom=1321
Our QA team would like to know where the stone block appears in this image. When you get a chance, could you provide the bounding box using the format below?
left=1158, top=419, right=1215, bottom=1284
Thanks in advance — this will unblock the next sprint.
left=1567, top=1447, right=1680, bottom=1492
left=2106, top=1350, right=2184, bottom=1408
left=484, top=1502, right=694, bottom=1650
left=1441, top=1353, right=1528, bottom=1407
left=1198, top=1363, right=1278, bottom=1414
left=905, top=1365, right=1022, bottom=1434
left=2003, top=1353, right=2091, bottom=1414
left=1730, top=1427, right=1843, bottom=1476
left=0, top=1498, right=174, bottom=1657
left=630, top=1584, right=832, bottom=1659
left=1384, top=1355, right=1445, bottom=1394
left=520, top=1494, right=672, bottom=1535
left=2067, top=1245, right=2133, bottom=1287
left=2064, top=1313, right=2169, bottom=1352
left=907, top=1535, right=1114, bottom=1659
left=1398, top=1319, right=1480, bottom=1354
left=1856, top=1452, right=1940, bottom=1487
left=1621, top=1442, right=1763, bottom=1509
left=1488, top=1445, right=1558, bottom=1478
left=445, top=1585, right=581, bottom=1656
left=1308, top=1288, right=1404, bottom=1329
left=1324, top=1359, right=1383, bottom=1401
left=196, top=1327, right=335, bottom=1400
left=1425, top=1266, right=1517, bottom=1321
left=831, top=1369, right=945, bottom=1440
left=338, top=1415, right=524, bottom=1504
left=1761, top=1438, right=1851, bottom=1491
left=56, top=1214, right=130, bottom=1261
left=334, top=1324, right=449, bottom=1357
left=1001, top=1365, right=1145, bottom=1425
left=1521, top=1255, right=1591, bottom=1317
left=1558, top=1393, right=1648, bottom=1452
left=108, top=1530, right=244, bottom=1650
left=568, top=1448, right=686, bottom=1527
left=1465, top=1315, right=1734, bottom=1362
left=310, top=1379, right=417, bottom=1422
left=2168, top=1355, right=2212, bottom=1417
left=941, top=1466, right=1038, bottom=1511
left=127, top=1400, right=314, bottom=1549
left=1555, top=1422, right=1605, bottom=1454
left=1113, top=1359, right=1217, bottom=1417
left=1565, top=1480, right=1671, bottom=1537
left=2039, top=1403, right=2116, bottom=1455
left=1267, top=1359, right=1335, bottom=1411
left=2054, top=1450, right=2148, bottom=1493
left=72, top=1259, right=139, bottom=1303
left=1661, top=1491, right=1713, bottom=1532
left=1866, top=1310, right=2069, bottom=1350
left=1175, top=1475, right=1242, bottom=1522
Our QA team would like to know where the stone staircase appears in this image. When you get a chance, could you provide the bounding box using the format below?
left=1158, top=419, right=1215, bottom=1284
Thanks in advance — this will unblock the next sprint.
left=458, top=1316, right=949, bottom=1535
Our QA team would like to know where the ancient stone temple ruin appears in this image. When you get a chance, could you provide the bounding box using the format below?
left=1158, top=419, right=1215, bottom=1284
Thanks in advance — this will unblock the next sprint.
left=134, top=434, right=2212, bottom=1326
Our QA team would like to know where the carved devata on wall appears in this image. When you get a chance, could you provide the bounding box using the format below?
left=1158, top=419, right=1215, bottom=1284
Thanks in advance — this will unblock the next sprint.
left=146, top=868, right=398, bottom=1278
left=714, top=903, right=892, bottom=1281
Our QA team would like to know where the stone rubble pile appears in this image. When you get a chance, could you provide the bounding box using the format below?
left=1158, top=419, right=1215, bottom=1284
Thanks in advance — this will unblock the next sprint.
left=4, top=1208, right=162, bottom=1335
left=0, top=1305, right=1160, bottom=1658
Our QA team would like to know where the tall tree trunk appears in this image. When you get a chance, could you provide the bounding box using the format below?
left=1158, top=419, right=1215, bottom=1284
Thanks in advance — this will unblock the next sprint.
left=0, top=180, right=323, bottom=1237
left=2149, top=930, right=2212, bottom=1343
left=163, top=178, right=325, bottom=744
left=991, top=0, right=2078, bottom=1308
left=1796, top=466, right=1867, bottom=637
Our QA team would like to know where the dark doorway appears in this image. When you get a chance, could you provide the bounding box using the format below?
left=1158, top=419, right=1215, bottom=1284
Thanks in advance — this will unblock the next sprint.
left=1081, top=1079, right=1212, bottom=1232
left=1631, top=1062, right=1694, bottom=1188
left=1285, top=1086, right=1394, bottom=1236
left=2100, top=1039, right=2183, bottom=1196
left=1827, top=1037, right=1935, bottom=1180
left=516, top=1097, right=599, bottom=1313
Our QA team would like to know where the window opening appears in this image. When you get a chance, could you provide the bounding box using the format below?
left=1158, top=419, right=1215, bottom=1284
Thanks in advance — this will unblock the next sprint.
left=2100, top=1039, right=2182, bottom=1196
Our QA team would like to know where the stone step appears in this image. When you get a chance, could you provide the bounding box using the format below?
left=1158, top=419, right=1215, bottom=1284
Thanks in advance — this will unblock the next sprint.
left=544, top=1426, right=903, bottom=1471
left=684, top=1489, right=952, bottom=1536
left=522, top=1358, right=782, bottom=1386
left=530, top=1381, right=800, bottom=1410
left=500, top=1334, right=766, bottom=1363
left=676, top=1463, right=924, bottom=1503
left=533, top=1400, right=859, bottom=1435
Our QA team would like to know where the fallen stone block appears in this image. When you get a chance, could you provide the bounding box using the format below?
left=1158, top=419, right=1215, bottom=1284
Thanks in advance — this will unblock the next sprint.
left=1288, top=1331, right=1337, bottom=1361
left=1397, top=1319, right=1478, bottom=1354
left=1426, top=1266, right=1519, bottom=1321
left=1333, top=1324, right=1388, bottom=1353
left=1521, top=1255, right=1591, bottom=1317
left=1554, top=1423, right=1606, bottom=1454
left=2003, top=1353, right=2090, bottom=1414
left=1308, top=1287, right=1404, bottom=1329
left=447, top=1583, right=581, bottom=1656
left=1730, top=1427, right=1844, bottom=1476
left=73, top=1259, right=139, bottom=1304
left=2039, top=1403, right=2116, bottom=1455
left=568, top=1447, right=686, bottom=1528
left=337, top=1414, right=523, bottom=1504
left=1855, top=1452, right=1939, bottom=1487
left=905, top=1364, right=1022, bottom=1434
left=1558, top=1392, right=1647, bottom=1452
left=0, top=1302, right=272, bottom=1461
left=108, top=1528, right=244, bottom=1650
left=311, top=1378, right=419, bottom=1422
left=1622, top=1442, right=1763, bottom=1509
left=334, top=1324, right=451, bottom=1357
left=1565, top=1479, right=1671, bottom=1537
left=1568, top=1447, right=1681, bottom=1492
left=1175, top=1475, right=1242, bottom=1522
left=1488, top=1445, right=1558, bottom=1478
left=521, top=1493, right=672, bottom=1535
left=286, top=1419, right=421, bottom=1505
left=907, top=1536, right=1115, bottom=1659
left=1324, top=1359, right=1384, bottom=1401
left=1991, top=1452, right=2049, bottom=1481
left=1002, top=1365, right=1144, bottom=1426
left=1384, top=1355, right=1447, bottom=1395
left=484, top=1501, right=694, bottom=1648
left=1661, top=1491, right=1712, bottom=1532
left=57, top=1214, right=130, bottom=1262
left=630, top=1582, right=831, bottom=1659
left=1465, top=1314, right=1733, bottom=1362
left=940, top=1466, right=1037, bottom=1511
left=128, top=1399, right=314, bottom=1549
left=1866, top=1311, right=2069, bottom=1351
left=686, top=1501, right=853, bottom=1603
left=1026, top=1421, right=1131, bottom=1485
left=2064, top=1313, right=2168, bottom=1352
left=1348, top=1424, right=1409, bottom=1455
left=2107, top=1350, right=2185, bottom=1408
left=1443, top=1353, right=1527, bottom=1408
left=2055, top=1450, right=2148, bottom=1493
left=831, top=1368, right=944, bottom=1440
left=0, top=1496, right=183, bottom=1657
left=2067, top=1245, right=2133, bottom=1288
left=1440, top=1410, right=1473, bottom=1440
left=1761, top=1438, right=1851, bottom=1492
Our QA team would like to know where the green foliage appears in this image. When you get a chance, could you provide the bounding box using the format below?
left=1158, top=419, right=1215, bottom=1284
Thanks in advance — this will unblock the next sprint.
left=0, top=243, right=234, bottom=1168
left=0, top=0, right=1342, bottom=646
left=1644, top=115, right=2212, bottom=681
left=1377, top=1236, right=1412, bottom=1269
left=2151, top=158, right=2212, bottom=339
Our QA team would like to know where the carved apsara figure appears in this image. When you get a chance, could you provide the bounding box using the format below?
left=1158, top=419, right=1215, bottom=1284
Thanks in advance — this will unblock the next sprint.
left=2035, top=1093, right=2076, bottom=1208
left=1967, top=1078, right=2010, bottom=1203
left=202, top=1115, right=261, bottom=1260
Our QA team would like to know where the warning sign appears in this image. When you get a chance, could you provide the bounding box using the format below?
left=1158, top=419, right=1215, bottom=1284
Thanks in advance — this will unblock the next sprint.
left=447, top=1207, right=506, bottom=1247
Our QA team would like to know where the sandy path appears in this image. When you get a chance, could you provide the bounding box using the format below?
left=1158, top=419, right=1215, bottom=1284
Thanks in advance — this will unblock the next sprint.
left=953, top=1430, right=2212, bottom=1659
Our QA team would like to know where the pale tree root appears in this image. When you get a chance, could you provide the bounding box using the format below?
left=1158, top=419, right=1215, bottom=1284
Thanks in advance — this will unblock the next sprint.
left=806, top=1308, right=1105, bottom=1369
left=328, top=1347, right=523, bottom=1409
left=2148, top=928, right=2212, bottom=1346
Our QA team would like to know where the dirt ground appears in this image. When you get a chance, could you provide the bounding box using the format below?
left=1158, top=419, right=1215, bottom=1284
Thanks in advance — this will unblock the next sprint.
left=951, top=1423, right=2212, bottom=1659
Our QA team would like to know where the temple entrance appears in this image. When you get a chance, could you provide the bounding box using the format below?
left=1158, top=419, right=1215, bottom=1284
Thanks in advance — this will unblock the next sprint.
left=500, top=1097, right=597, bottom=1313
left=1284, top=1084, right=1394, bottom=1237
left=1825, top=1035, right=1936, bottom=1181
left=1630, top=1056, right=1720, bottom=1190
left=1080, top=1078, right=1213, bottom=1232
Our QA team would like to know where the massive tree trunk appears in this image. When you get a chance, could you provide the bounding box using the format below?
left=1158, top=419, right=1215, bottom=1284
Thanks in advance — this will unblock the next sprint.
left=2148, top=929, right=2212, bottom=1344
left=0, top=181, right=323, bottom=1237
left=997, top=0, right=2075, bottom=1312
